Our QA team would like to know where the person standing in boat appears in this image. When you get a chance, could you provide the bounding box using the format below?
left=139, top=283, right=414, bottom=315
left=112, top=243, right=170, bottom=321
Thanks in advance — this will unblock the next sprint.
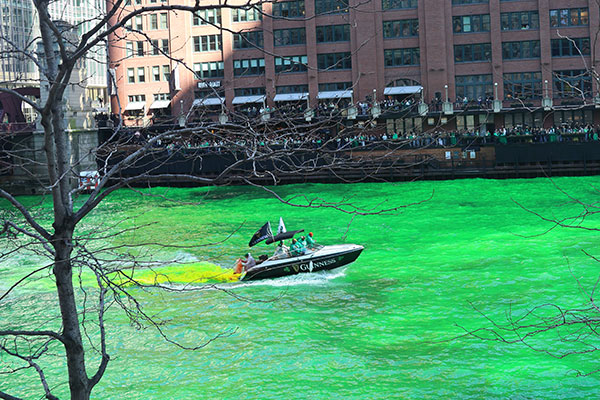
left=305, top=232, right=316, bottom=249
left=241, top=253, right=256, bottom=271
left=290, top=238, right=307, bottom=256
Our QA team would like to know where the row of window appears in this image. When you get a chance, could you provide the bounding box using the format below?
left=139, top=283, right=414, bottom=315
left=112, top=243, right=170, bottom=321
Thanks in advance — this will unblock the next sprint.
left=453, top=9, right=587, bottom=34
left=194, top=53, right=352, bottom=78
left=126, top=65, right=170, bottom=83
left=126, top=39, right=169, bottom=57
left=177, top=11, right=588, bottom=56
left=454, top=70, right=591, bottom=100
left=192, top=26, right=350, bottom=53
left=132, top=70, right=590, bottom=101
left=455, top=38, right=590, bottom=62
left=123, top=2, right=591, bottom=28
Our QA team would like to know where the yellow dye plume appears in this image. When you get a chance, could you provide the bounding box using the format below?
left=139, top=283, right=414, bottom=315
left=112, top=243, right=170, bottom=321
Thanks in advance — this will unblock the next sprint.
left=113, top=262, right=241, bottom=286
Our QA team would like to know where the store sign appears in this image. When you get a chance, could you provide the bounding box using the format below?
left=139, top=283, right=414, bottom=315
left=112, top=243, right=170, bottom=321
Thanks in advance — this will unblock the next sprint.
left=198, top=81, right=221, bottom=88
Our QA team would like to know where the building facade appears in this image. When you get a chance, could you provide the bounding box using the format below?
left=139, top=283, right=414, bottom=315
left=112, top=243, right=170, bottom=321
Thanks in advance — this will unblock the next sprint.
left=107, top=0, right=600, bottom=132
left=0, top=0, right=108, bottom=129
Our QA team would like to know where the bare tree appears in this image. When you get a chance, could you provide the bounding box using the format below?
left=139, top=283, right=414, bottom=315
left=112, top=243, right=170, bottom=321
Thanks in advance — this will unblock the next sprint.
left=0, top=1, right=438, bottom=399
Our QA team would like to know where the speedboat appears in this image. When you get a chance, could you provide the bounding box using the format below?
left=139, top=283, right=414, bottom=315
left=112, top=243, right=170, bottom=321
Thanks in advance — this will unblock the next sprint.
left=239, top=221, right=364, bottom=281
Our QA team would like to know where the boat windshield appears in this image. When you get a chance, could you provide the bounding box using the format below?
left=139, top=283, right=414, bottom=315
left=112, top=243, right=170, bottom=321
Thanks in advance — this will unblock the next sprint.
left=268, top=244, right=323, bottom=261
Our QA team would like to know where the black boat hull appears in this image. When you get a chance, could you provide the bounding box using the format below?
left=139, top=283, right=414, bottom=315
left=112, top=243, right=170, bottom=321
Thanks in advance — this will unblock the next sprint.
left=240, top=245, right=363, bottom=281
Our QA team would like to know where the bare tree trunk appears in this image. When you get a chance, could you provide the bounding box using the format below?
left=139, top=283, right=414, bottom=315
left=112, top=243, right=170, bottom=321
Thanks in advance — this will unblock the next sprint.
left=53, top=226, right=90, bottom=400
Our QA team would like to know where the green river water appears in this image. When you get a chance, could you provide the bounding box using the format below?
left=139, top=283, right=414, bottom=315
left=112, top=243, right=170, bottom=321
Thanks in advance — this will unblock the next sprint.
left=2, top=177, right=600, bottom=399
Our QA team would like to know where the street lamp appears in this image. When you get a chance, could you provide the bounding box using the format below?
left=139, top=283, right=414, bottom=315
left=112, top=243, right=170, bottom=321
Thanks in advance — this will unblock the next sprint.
left=493, top=82, right=502, bottom=113
left=178, top=99, right=185, bottom=127
left=542, top=79, right=553, bottom=111
left=418, top=88, right=428, bottom=116
left=347, top=92, right=357, bottom=120
left=304, top=95, right=314, bottom=122
left=371, top=88, right=381, bottom=119
left=442, top=84, right=453, bottom=115
left=261, top=97, right=270, bottom=122
left=218, top=100, right=228, bottom=124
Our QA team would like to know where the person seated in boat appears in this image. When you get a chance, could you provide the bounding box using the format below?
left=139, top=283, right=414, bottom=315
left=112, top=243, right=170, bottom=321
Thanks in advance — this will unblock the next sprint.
left=299, top=236, right=313, bottom=253
left=300, top=235, right=307, bottom=247
left=290, top=238, right=307, bottom=256
left=306, top=232, right=316, bottom=249
left=241, top=253, right=256, bottom=271
left=272, top=241, right=289, bottom=259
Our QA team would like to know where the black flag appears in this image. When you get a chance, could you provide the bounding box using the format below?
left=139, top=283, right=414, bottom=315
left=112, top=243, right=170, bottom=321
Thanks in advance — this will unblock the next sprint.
left=248, top=222, right=273, bottom=247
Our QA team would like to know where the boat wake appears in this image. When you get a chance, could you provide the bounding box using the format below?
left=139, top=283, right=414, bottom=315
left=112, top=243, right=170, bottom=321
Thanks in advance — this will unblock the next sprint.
left=224, top=267, right=347, bottom=289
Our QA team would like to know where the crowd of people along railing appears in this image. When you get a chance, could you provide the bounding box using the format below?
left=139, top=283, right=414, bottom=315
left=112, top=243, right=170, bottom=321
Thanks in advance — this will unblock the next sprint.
left=106, top=122, right=600, bottom=155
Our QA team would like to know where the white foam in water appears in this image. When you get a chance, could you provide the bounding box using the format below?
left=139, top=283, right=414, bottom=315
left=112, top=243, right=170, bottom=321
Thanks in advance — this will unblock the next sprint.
left=216, top=267, right=348, bottom=290
left=171, top=252, right=198, bottom=263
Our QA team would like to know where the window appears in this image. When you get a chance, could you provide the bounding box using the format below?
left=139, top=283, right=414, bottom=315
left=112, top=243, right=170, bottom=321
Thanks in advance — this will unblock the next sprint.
left=276, top=84, right=309, bottom=94
left=381, top=0, right=417, bottom=10
left=135, top=15, right=142, bottom=30
left=553, top=69, right=592, bottom=98
left=273, top=0, right=305, bottom=18
left=193, top=61, right=225, bottom=79
left=550, top=8, right=588, bottom=27
left=128, top=94, right=145, bottom=102
left=502, top=40, right=540, bottom=60
left=159, top=13, right=168, bottom=29
left=127, top=95, right=146, bottom=115
left=504, top=111, right=544, bottom=129
left=551, top=38, right=590, bottom=57
left=317, top=52, right=352, bottom=70
left=503, top=72, right=542, bottom=99
left=161, top=39, right=169, bottom=54
left=274, top=28, right=306, bottom=46
left=384, top=48, right=420, bottom=67
left=149, top=14, right=158, bottom=29
left=193, top=35, right=222, bottom=52
left=137, top=67, right=145, bottom=83
left=315, top=0, right=348, bottom=15
left=232, top=6, right=262, bottom=22
left=196, top=88, right=224, bottom=100
left=152, top=66, right=160, bottom=81
left=316, top=24, right=350, bottom=42
left=162, top=65, right=170, bottom=81
left=151, top=40, right=159, bottom=55
left=127, top=67, right=135, bottom=83
left=193, top=8, right=221, bottom=25
left=136, top=41, right=144, bottom=56
left=274, top=55, right=308, bottom=73
left=452, top=0, right=487, bottom=4
left=154, top=93, right=169, bottom=102
left=233, top=58, right=265, bottom=76
left=383, top=19, right=418, bottom=38
left=319, top=82, right=352, bottom=91
left=233, top=31, right=264, bottom=49
left=500, top=11, right=539, bottom=31
left=453, top=14, right=490, bottom=33
left=234, top=87, right=266, bottom=96
left=554, top=109, right=593, bottom=125
left=454, top=43, right=491, bottom=62
left=126, top=41, right=133, bottom=58
left=455, top=74, right=492, bottom=100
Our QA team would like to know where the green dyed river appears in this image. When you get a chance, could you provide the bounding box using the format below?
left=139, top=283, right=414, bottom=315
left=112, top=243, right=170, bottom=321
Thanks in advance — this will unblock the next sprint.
left=2, top=177, right=600, bottom=398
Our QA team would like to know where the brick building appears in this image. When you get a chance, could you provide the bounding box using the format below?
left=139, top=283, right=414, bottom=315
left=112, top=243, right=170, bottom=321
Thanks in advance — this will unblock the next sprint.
left=107, top=0, right=600, bottom=133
